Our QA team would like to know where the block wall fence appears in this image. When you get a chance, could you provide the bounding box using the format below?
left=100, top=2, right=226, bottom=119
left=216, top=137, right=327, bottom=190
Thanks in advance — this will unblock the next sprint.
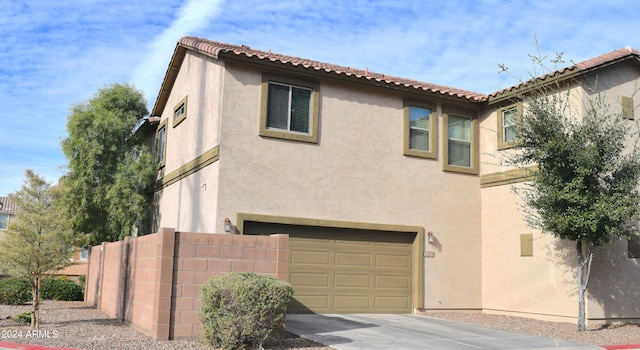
left=85, top=227, right=289, bottom=340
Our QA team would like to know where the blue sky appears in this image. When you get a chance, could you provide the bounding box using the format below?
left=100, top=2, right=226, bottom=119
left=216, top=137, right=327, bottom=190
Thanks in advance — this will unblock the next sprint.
left=1, top=0, right=638, bottom=195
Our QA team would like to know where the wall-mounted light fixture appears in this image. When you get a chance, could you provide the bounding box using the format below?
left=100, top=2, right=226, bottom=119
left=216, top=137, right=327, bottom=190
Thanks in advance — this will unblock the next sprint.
left=427, top=231, right=435, bottom=243
left=224, top=217, right=234, bottom=233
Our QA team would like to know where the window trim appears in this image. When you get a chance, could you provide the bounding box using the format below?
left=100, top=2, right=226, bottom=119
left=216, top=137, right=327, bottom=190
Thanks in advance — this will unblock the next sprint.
left=442, top=106, right=478, bottom=175
left=259, top=74, right=319, bottom=143
left=156, top=119, right=168, bottom=168
left=497, top=102, right=523, bottom=150
left=173, top=96, right=188, bottom=127
left=403, top=100, right=437, bottom=159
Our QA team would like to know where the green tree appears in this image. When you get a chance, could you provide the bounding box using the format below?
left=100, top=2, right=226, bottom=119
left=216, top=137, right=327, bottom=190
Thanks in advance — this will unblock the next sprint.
left=0, top=170, right=79, bottom=328
left=506, top=52, right=640, bottom=331
left=61, top=83, right=157, bottom=244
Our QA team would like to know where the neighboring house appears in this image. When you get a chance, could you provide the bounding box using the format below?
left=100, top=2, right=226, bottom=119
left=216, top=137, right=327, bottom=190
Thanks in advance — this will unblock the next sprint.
left=0, top=197, right=18, bottom=246
left=0, top=196, right=87, bottom=279
left=140, top=36, right=640, bottom=323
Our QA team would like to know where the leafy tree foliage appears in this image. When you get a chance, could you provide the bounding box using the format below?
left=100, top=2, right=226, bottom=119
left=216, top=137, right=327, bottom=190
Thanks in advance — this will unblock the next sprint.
left=61, top=83, right=156, bottom=244
left=507, top=53, right=640, bottom=331
left=0, top=170, right=80, bottom=328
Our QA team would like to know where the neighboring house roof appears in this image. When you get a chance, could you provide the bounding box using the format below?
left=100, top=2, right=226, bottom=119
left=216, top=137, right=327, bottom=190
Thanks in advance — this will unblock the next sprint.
left=489, top=46, right=640, bottom=101
left=0, top=197, right=17, bottom=215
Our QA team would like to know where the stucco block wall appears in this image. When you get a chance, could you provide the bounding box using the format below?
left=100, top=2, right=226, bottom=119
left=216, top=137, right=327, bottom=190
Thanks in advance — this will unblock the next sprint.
left=85, top=228, right=288, bottom=340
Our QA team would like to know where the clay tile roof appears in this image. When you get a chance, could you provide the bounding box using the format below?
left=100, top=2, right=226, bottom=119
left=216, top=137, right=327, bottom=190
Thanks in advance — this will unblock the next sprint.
left=490, top=46, right=640, bottom=98
left=0, top=196, right=18, bottom=215
left=179, top=36, right=487, bottom=102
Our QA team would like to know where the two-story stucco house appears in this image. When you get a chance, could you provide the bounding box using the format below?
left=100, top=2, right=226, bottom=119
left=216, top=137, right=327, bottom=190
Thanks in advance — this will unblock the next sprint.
left=142, top=36, right=640, bottom=323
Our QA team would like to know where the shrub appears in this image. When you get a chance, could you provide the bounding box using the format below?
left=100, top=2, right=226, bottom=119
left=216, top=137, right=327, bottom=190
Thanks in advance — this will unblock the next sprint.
left=200, top=272, right=294, bottom=350
left=41, top=278, right=84, bottom=301
left=14, top=312, right=31, bottom=324
left=0, top=278, right=31, bottom=305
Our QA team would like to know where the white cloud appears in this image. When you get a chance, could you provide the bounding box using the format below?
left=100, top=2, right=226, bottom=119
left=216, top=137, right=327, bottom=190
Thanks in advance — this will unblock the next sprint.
left=1, top=0, right=639, bottom=195
left=131, top=0, right=224, bottom=105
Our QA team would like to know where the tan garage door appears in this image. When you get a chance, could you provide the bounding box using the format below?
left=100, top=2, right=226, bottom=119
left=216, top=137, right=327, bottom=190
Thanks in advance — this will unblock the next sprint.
left=288, top=228, right=413, bottom=314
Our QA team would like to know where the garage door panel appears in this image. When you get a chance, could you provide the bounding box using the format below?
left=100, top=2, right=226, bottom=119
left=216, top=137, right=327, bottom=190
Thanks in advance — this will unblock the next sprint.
left=334, top=252, right=371, bottom=267
left=376, top=240, right=412, bottom=247
left=374, top=296, right=411, bottom=310
left=376, top=254, right=411, bottom=268
left=291, top=236, right=331, bottom=244
left=334, top=296, right=370, bottom=310
left=290, top=272, right=330, bottom=287
left=290, top=295, right=330, bottom=313
left=291, top=250, right=330, bottom=265
left=334, top=274, right=371, bottom=288
left=375, top=275, right=410, bottom=289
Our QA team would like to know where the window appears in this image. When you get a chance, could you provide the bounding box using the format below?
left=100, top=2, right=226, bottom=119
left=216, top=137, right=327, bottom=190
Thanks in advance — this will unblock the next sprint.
left=156, top=120, right=167, bottom=167
left=259, top=74, right=319, bottom=143
left=404, top=100, right=436, bottom=159
left=173, top=96, right=188, bottom=127
left=497, top=103, right=522, bottom=150
left=620, top=95, right=635, bottom=120
left=443, top=106, right=478, bottom=174
left=80, top=247, right=89, bottom=261
left=0, top=214, right=8, bottom=230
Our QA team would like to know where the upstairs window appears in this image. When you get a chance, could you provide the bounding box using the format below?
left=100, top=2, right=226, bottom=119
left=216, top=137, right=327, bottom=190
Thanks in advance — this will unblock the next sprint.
left=156, top=120, right=167, bottom=167
left=267, top=82, right=312, bottom=133
left=173, top=96, right=188, bottom=127
left=260, top=74, right=319, bottom=143
left=404, top=100, right=437, bottom=159
left=443, top=106, right=478, bottom=174
left=497, top=102, right=522, bottom=150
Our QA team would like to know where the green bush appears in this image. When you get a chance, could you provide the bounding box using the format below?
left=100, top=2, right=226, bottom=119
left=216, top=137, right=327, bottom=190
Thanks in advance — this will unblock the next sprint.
left=14, top=312, right=31, bottom=324
left=0, top=278, right=31, bottom=305
left=41, top=278, right=84, bottom=301
left=200, top=272, right=294, bottom=350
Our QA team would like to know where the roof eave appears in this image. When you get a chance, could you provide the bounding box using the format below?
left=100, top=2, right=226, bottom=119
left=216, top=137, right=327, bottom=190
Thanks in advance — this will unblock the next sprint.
left=218, top=51, right=485, bottom=103
left=150, top=44, right=189, bottom=117
left=488, top=54, right=640, bottom=104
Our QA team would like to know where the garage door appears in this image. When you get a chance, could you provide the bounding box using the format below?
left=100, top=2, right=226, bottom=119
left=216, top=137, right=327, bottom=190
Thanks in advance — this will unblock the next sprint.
left=288, top=227, right=413, bottom=314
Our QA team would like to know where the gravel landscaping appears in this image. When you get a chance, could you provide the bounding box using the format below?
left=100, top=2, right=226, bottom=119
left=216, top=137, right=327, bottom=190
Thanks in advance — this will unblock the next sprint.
left=1, top=301, right=640, bottom=349
left=425, top=311, right=640, bottom=347
left=0, top=301, right=329, bottom=350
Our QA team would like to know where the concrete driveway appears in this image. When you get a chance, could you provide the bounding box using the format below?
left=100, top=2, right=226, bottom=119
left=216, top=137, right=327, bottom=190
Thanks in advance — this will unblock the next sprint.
left=286, top=314, right=604, bottom=350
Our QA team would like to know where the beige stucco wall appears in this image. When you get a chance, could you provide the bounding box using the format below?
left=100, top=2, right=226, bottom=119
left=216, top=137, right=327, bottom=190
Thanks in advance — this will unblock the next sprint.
left=214, top=62, right=483, bottom=310
left=154, top=51, right=224, bottom=232
left=480, top=184, right=578, bottom=321
left=155, top=163, right=220, bottom=233
left=480, top=61, right=640, bottom=323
